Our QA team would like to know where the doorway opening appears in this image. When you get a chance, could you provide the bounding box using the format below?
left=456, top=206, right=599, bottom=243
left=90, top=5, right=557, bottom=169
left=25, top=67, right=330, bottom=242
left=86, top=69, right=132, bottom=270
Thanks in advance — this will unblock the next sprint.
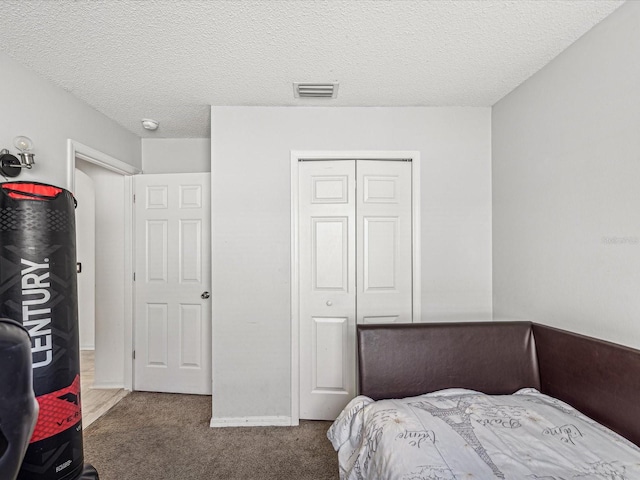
left=67, top=140, right=139, bottom=426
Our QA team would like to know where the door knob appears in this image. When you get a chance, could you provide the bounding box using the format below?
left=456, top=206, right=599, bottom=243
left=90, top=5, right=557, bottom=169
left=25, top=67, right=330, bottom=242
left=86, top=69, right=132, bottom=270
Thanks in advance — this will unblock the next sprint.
left=326, top=300, right=333, bottom=306
left=201, top=291, right=210, bottom=299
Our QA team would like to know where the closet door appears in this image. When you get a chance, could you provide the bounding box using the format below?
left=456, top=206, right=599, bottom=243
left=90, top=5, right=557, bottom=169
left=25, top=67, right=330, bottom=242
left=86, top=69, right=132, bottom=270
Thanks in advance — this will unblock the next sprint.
left=356, top=160, right=413, bottom=324
left=298, top=159, right=413, bottom=420
left=299, top=161, right=357, bottom=420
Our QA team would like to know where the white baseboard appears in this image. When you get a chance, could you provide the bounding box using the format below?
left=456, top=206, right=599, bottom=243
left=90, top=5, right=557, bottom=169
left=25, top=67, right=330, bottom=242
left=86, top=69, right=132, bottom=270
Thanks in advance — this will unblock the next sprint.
left=91, top=382, right=126, bottom=390
left=80, top=346, right=95, bottom=351
left=209, top=416, right=293, bottom=428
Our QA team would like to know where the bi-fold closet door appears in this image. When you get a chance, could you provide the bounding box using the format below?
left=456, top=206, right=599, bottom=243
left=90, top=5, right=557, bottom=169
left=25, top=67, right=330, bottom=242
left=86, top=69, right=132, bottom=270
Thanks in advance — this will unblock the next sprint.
left=299, top=159, right=413, bottom=420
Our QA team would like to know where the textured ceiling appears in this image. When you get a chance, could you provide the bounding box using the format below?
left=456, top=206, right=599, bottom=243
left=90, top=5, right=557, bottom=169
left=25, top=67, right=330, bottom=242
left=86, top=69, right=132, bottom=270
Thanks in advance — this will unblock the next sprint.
left=0, top=0, right=624, bottom=138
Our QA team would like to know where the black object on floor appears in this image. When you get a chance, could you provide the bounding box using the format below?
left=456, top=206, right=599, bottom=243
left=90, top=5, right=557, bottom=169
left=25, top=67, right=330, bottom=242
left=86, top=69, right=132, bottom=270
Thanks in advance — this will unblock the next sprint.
left=0, top=318, right=39, bottom=480
left=79, top=464, right=99, bottom=479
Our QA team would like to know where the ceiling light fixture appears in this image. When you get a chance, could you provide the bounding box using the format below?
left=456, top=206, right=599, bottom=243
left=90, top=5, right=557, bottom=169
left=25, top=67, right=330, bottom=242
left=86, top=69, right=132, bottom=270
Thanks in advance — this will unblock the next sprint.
left=141, top=118, right=160, bottom=131
left=0, top=136, right=36, bottom=178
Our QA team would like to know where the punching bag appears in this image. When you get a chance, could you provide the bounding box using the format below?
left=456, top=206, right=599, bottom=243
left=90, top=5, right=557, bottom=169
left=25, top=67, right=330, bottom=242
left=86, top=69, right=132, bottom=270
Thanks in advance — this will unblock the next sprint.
left=0, top=182, right=96, bottom=480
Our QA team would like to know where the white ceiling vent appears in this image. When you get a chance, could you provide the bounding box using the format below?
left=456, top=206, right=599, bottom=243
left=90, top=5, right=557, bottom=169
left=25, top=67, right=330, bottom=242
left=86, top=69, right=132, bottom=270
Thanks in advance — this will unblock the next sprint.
left=294, top=82, right=339, bottom=99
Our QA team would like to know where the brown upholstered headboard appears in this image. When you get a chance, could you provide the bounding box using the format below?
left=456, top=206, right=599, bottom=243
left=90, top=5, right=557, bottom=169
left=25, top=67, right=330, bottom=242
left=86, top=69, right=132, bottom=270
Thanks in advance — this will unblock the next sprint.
left=357, top=321, right=540, bottom=400
left=357, top=321, right=640, bottom=447
left=533, top=324, right=640, bottom=447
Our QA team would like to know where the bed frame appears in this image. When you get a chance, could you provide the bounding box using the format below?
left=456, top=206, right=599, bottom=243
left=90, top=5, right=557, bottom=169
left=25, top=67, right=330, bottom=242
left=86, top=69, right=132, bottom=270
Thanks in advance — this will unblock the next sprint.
left=358, top=321, right=640, bottom=447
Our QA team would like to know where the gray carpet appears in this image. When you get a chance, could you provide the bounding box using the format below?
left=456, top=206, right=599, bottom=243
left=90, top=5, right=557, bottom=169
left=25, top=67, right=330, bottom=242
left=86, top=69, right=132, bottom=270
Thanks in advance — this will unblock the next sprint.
left=83, top=392, right=339, bottom=480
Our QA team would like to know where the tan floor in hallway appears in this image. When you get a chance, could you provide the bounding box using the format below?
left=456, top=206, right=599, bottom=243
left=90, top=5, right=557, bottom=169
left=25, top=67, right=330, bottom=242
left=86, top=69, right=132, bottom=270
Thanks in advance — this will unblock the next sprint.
left=80, top=350, right=128, bottom=429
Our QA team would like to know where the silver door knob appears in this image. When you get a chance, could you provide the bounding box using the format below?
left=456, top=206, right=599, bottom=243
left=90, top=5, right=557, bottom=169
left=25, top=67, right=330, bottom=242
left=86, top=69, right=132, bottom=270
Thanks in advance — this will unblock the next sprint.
left=201, top=291, right=210, bottom=299
left=326, top=300, right=333, bottom=306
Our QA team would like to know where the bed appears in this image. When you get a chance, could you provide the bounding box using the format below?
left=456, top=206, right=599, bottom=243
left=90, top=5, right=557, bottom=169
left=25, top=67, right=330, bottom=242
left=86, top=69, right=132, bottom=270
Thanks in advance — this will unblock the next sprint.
left=328, top=322, right=640, bottom=479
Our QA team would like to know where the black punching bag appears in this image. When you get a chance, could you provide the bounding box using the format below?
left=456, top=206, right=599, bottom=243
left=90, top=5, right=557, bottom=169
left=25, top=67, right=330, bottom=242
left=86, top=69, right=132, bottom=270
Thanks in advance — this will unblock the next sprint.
left=0, top=182, right=96, bottom=480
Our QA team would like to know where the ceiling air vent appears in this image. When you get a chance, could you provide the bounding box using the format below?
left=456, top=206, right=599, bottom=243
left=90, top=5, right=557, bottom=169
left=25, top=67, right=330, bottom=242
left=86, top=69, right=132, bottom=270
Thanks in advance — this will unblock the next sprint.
left=293, top=82, right=339, bottom=99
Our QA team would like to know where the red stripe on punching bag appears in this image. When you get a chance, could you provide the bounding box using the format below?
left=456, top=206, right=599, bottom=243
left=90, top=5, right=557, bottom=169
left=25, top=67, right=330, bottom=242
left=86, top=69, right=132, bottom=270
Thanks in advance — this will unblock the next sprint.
left=30, top=375, right=82, bottom=443
left=2, top=182, right=63, bottom=200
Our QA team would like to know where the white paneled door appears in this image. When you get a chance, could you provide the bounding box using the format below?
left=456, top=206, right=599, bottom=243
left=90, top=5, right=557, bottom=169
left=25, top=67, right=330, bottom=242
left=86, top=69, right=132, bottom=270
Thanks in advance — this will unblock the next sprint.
left=299, top=160, right=412, bottom=420
left=134, top=173, right=212, bottom=394
left=357, top=160, right=413, bottom=324
left=299, top=161, right=357, bottom=420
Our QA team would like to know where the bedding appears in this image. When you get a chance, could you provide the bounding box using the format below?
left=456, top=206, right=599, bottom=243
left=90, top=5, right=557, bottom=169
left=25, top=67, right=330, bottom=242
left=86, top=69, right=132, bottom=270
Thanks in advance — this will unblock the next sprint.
left=328, top=388, right=640, bottom=480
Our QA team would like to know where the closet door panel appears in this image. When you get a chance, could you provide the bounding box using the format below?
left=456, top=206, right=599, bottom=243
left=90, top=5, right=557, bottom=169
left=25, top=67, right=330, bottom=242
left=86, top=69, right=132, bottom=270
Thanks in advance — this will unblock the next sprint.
left=357, top=160, right=413, bottom=324
left=299, top=161, right=356, bottom=420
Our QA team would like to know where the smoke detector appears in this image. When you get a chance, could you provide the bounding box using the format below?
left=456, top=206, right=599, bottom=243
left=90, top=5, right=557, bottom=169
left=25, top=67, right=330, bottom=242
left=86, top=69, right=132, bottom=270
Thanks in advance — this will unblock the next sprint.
left=141, top=118, right=160, bottom=131
left=293, top=83, right=339, bottom=99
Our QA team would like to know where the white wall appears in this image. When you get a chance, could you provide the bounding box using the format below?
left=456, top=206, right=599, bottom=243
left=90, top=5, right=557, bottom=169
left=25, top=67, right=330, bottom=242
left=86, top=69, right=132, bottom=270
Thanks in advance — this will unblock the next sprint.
left=142, top=138, right=210, bottom=173
left=0, top=52, right=140, bottom=187
left=75, top=168, right=97, bottom=350
left=492, top=1, right=640, bottom=349
left=0, top=52, right=139, bottom=387
left=211, top=106, right=492, bottom=419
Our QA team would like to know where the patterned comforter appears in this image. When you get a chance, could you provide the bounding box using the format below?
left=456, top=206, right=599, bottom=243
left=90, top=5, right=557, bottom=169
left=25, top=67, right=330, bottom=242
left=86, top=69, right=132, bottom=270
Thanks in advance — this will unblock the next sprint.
left=328, top=388, right=640, bottom=480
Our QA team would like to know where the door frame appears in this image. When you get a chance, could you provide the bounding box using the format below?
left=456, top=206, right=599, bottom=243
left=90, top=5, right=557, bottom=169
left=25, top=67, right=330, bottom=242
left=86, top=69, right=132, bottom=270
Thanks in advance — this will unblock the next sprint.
left=290, top=150, right=421, bottom=425
left=67, top=139, right=140, bottom=390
